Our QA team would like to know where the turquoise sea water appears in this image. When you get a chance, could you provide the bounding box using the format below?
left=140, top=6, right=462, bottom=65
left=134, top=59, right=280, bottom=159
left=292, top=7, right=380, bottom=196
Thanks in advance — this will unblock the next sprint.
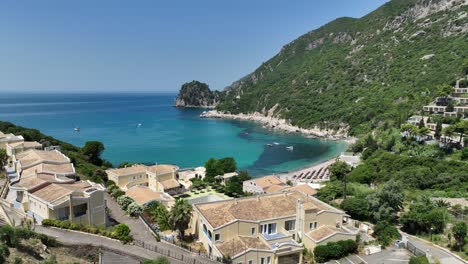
left=0, top=93, right=345, bottom=176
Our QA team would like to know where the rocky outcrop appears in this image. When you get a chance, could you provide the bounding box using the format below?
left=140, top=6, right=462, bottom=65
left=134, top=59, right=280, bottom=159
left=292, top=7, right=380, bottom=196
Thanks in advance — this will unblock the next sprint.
left=200, top=110, right=350, bottom=140
left=174, top=81, right=223, bottom=108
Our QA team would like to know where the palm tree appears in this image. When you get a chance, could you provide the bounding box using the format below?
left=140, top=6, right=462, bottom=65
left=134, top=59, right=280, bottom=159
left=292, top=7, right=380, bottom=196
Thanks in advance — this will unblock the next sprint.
left=170, top=199, right=192, bottom=240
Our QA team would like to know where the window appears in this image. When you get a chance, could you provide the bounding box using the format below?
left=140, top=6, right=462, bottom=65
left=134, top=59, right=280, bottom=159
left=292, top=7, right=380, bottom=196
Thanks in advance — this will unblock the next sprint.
left=248, top=261, right=253, bottom=264
left=208, top=230, right=212, bottom=240
left=202, top=224, right=207, bottom=235
left=260, top=257, right=265, bottom=264
left=260, top=223, right=277, bottom=234
left=267, top=256, right=271, bottom=264
left=215, top=233, right=221, bottom=241
left=309, top=221, right=318, bottom=230
left=284, top=220, right=295, bottom=231
left=251, top=227, right=256, bottom=235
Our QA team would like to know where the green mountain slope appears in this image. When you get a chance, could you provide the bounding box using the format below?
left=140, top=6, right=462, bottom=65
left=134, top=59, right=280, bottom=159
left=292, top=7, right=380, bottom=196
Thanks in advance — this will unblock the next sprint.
left=217, top=0, right=468, bottom=135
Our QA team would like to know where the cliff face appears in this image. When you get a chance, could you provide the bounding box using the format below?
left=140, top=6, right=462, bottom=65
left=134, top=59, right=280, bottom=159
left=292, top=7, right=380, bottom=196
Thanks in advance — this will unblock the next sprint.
left=174, top=81, right=223, bottom=108
left=216, top=0, right=468, bottom=135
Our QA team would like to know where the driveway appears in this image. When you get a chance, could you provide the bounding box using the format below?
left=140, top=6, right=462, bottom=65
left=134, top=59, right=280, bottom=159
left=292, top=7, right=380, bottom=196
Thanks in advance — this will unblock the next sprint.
left=104, top=193, right=220, bottom=264
left=35, top=226, right=187, bottom=264
left=403, top=234, right=466, bottom=264
left=334, top=246, right=410, bottom=264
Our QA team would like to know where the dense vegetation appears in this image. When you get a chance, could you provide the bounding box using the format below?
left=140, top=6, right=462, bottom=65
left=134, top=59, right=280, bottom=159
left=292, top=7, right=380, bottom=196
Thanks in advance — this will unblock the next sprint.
left=174, top=80, right=224, bottom=108
left=42, top=219, right=132, bottom=242
left=214, top=0, right=468, bottom=135
left=0, top=121, right=111, bottom=181
left=0, top=224, right=58, bottom=264
left=313, top=239, right=358, bottom=263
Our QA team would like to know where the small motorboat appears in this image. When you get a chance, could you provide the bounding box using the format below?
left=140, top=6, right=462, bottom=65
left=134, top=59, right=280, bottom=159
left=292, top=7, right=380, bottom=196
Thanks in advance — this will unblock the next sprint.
left=273, top=142, right=280, bottom=145
left=137, top=123, right=142, bottom=127
left=286, top=146, right=294, bottom=151
left=266, top=143, right=273, bottom=147
left=74, top=126, right=80, bottom=132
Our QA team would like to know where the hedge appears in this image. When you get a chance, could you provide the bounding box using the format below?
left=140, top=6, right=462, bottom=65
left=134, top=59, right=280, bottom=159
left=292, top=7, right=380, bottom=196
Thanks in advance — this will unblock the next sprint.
left=314, top=239, right=357, bottom=263
left=42, top=219, right=132, bottom=242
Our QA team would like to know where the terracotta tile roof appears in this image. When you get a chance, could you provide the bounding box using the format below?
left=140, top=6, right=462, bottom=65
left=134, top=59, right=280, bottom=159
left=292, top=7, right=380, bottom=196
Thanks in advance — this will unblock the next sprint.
left=106, top=164, right=148, bottom=176
left=159, top=179, right=180, bottom=190
left=245, top=175, right=288, bottom=193
left=15, top=176, right=48, bottom=189
left=217, top=236, right=270, bottom=257
left=306, top=226, right=353, bottom=242
left=126, top=186, right=174, bottom=205
left=30, top=181, right=100, bottom=205
left=21, top=163, right=74, bottom=177
left=197, top=191, right=342, bottom=228
left=264, top=184, right=288, bottom=193
left=31, top=184, right=72, bottom=203
left=287, top=184, right=317, bottom=196
left=16, top=150, right=69, bottom=167
left=147, top=164, right=178, bottom=175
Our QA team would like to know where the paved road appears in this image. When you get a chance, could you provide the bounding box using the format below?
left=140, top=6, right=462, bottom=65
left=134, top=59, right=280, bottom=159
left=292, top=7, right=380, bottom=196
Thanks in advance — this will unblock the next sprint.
left=35, top=226, right=187, bottom=264
left=335, top=246, right=410, bottom=264
left=104, top=193, right=219, bottom=264
left=404, top=234, right=466, bottom=264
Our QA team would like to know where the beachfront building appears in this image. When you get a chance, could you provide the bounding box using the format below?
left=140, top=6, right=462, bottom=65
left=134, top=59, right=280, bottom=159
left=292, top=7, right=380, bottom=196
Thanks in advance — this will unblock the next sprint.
left=243, top=175, right=288, bottom=194
left=216, top=172, right=239, bottom=186
left=191, top=191, right=357, bottom=264
left=106, top=164, right=181, bottom=193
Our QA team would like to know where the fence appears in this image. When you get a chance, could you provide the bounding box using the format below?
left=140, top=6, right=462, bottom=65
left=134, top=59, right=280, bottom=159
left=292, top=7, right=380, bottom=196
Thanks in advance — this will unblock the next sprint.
left=134, top=239, right=222, bottom=264
left=406, top=241, right=427, bottom=256
left=139, top=214, right=223, bottom=264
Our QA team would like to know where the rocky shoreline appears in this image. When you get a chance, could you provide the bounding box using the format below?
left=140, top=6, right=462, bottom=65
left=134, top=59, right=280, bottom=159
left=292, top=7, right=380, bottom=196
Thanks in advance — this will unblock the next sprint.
left=200, top=110, right=356, bottom=144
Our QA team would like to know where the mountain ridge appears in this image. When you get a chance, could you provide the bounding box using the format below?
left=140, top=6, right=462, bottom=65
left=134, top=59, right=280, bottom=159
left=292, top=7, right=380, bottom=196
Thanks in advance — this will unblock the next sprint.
left=178, top=0, right=468, bottom=136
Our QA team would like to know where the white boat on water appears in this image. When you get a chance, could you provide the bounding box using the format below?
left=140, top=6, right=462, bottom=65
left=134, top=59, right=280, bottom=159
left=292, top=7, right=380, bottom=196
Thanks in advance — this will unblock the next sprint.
left=273, top=142, right=279, bottom=145
left=74, top=127, right=80, bottom=132
left=286, top=146, right=294, bottom=151
left=137, top=123, right=142, bottom=127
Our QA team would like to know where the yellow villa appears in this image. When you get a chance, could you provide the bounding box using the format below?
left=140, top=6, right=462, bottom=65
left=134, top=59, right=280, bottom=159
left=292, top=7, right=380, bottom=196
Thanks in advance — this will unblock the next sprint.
left=191, top=191, right=357, bottom=264
left=106, top=164, right=181, bottom=194
left=11, top=176, right=106, bottom=226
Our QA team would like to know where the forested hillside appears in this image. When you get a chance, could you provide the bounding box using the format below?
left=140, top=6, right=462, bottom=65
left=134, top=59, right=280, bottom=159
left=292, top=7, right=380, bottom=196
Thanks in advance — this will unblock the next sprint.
left=217, top=0, right=468, bottom=135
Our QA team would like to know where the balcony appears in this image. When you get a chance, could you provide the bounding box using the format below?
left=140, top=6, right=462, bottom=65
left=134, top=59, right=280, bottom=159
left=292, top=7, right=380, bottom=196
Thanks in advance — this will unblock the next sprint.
left=260, top=231, right=294, bottom=245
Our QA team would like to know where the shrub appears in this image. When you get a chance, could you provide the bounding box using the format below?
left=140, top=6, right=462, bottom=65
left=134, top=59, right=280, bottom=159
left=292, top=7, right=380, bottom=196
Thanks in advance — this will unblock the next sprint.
left=143, top=257, right=170, bottom=264
left=117, top=195, right=135, bottom=211
left=111, top=188, right=125, bottom=199
left=127, top=202, right=143, bottom=217
left=409, top=256, right=430, bottom=264
left=0, top=243, right=10, bottom=263
left=314, top=239, right=357, bottom=262
left=373, top=222, right=401, bottom=247
left=106, top=184, right=117, bottom=193
left=112, top=224, right=131, bottom=242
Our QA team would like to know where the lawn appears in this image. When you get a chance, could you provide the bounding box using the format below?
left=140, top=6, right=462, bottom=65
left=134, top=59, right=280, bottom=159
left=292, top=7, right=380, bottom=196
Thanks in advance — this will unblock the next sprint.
left=174, top=186, right=230, bottom=200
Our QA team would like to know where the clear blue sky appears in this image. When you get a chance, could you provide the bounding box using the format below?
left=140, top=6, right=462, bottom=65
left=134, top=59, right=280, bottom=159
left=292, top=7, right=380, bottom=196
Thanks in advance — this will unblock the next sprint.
left=0, top=0, right=388, bottom=92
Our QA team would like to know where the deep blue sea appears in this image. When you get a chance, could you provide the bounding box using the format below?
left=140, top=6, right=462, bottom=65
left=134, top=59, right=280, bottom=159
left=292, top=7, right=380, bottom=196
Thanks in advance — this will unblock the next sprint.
left=0, top=93, right=345, bottom=176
